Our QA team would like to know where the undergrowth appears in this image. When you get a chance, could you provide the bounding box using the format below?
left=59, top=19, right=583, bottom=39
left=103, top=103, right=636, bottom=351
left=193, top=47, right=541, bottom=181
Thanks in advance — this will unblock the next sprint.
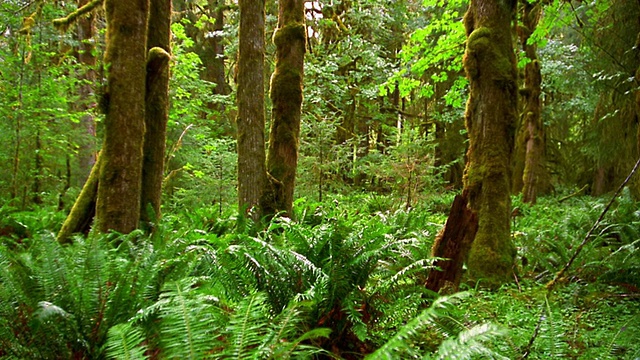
left=0, top=192, right=639, bottom=359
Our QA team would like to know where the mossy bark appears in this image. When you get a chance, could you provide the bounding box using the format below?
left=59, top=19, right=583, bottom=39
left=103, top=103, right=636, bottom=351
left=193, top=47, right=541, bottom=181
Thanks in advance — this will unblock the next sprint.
left=512, top=1, right=545, bottom=203
left=75, top=0, right=97, bottom=185
left=140, top=0, right=171, bottom=227
left=462, top=0, right=518, bottom=287
left=96, top=0, right=149, bottom=233
left=263, top=0, right=306, bottom=217
left=57, top=153, right=101, bottom=243
left=237, top=0, right=267, bottom=219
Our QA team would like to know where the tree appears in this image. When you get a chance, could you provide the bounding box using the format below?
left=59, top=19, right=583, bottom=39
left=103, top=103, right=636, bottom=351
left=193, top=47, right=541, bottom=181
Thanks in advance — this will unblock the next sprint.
left=94, top=0, right=149, bottom=233
left=75, top=0, right=98, bottom=185
left=460, top=0, right=518, bottom=286
left=263, top=0, right=306, bottom=217
left=512, top=0, right=545, bottom=204
left=236, top=0, right=268, bottom=219
left=140, top=0, right=171, bottom=226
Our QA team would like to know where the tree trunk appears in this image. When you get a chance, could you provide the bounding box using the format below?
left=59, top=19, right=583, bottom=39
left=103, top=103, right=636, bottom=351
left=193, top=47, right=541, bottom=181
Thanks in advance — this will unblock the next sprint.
left=96, top=0, right=149, bottom=233
left=140, top=0, right=171, bottom=227
left=461, top=0, right=518, bottom=286
left=203, top=0, right=231, bottom=98
left=76, top=0, right=97, bottom=185
left=514, top=1, right=545, bottom=203
left=57, top=154, right=101, bottom=243
left=263, top=0, right=306, bottom=217
left=237, top=0, right=267, bottom=220
left=425, top=192, right=478, bottom=293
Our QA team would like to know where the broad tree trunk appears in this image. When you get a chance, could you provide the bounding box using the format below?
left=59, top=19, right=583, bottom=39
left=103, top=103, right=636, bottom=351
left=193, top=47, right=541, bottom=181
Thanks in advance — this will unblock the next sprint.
left=461, top=0, right=518, bottom=286
left=140, top=0, right=171, bottom=226
left=263, top=0, right=306, bottom=217
left=96, top=0, right=149, bottom=233
left=237, top=0, right=267, bottom=220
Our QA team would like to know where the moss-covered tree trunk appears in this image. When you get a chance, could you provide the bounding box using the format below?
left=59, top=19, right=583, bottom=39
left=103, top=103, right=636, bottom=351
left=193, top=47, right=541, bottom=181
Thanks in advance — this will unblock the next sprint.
left=462, top=0, right=518, bottom=286
left=237, top=0, right=267, bottom=219
left=96, top=0, right=149, bottom=233
left=57, top=154, right=101, bottom=243
left=512, top=1, right=545, bottom=204
left=140, top=0, right=171, bottom=226
left=76, top=0, right=97, bottom=184
left=263, top=0, right=306, bottom=217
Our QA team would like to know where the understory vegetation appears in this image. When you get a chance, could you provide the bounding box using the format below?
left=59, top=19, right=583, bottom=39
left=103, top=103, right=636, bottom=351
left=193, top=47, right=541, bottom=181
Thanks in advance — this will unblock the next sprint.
left=1, top=192, right=639, bottom=359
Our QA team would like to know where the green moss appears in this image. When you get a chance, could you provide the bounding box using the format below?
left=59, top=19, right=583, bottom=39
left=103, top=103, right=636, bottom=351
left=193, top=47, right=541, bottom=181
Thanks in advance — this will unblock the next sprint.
left=467, top=27, right=491, bottom=51
left=52, top=0, right=103, bottom=33
left=273, top=24, right=306, bottom=48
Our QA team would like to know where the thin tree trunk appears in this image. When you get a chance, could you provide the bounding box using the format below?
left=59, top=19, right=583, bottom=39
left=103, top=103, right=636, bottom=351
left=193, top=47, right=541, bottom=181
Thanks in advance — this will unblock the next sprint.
left=76, top=0, right=97, bottom=185
left=32, top=131, right=43, bottom=205
left=96, top=0, right=149, bottom=233
left=461, top=0, right=518, bottom=286
left=263, top=0, right=306, bottom=217
left=516, top=1, right=545, bottom=204
left=203, top=0, right=230, bottom=98
left=237, top=0, right=267, bottom=220
left=140, top=0, right=171, bottom=227
left=58, top=154, right=101, bottom=243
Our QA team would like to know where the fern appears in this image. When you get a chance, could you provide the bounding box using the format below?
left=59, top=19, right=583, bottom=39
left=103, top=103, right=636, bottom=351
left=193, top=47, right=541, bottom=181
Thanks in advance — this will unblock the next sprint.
left=157, top=278, right=223, bottom=359
left=433, top=323, right=508, bottom=360
left=105, top=323, right=149, bottom=360
left=366, top=293, right=470, bottom=359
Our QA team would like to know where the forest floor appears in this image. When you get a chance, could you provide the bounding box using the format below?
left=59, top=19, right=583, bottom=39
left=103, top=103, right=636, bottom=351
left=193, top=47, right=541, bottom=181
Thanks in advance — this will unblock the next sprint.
left=0, top=192, right=639, bottom=359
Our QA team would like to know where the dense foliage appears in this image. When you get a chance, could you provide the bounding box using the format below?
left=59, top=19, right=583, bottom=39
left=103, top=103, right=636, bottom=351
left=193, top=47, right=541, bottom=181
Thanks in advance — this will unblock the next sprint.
left=1, top=194, right=640, bottom=358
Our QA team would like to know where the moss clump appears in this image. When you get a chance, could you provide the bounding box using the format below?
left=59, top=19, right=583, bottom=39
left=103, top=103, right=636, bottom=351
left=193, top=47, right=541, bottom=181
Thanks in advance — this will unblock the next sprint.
left=273, top=24, right=306, bottom=49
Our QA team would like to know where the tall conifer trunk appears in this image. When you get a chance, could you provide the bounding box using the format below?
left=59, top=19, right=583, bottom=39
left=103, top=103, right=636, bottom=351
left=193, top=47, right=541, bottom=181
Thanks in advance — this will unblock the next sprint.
left=461, top=0, right=518, bottom=286
left=263, top=0, right=306, bottom=217
left=237, top=0, right=267, bottom=219
left=140, top=0, right=171, bottom=226
left=96, top=0, right=149, bottom=233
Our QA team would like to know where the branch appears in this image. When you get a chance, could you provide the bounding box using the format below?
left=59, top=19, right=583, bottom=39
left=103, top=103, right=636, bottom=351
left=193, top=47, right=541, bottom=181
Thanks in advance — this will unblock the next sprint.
left=547, top=155, right=640, bottom=291
left=52, top=0, right=103, bottom=33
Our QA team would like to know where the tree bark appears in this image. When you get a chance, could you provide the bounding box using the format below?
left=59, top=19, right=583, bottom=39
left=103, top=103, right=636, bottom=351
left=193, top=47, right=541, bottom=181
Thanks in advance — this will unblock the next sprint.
left=513, top=1, right=545, bottom=203
left=263, top=0, right=306, bottom=217
left=237, top=0, right=267, bottom=220
left=425, top=192, right=478, bottom=293
left=202, top=0, right=231, bottom=98
left=57, top=154, right=101, bottom=243
left=76, top=0, right=97, bottom=185
left=96, top=0, right=149, bottom=233
left=461, top=0, right=518, bottom=286
left=140, top=0, right=171, bottom=227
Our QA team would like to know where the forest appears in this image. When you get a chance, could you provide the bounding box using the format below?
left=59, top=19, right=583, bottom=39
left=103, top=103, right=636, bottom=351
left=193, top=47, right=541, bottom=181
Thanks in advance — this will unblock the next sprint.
left=1, top=0, right=639, bottom=358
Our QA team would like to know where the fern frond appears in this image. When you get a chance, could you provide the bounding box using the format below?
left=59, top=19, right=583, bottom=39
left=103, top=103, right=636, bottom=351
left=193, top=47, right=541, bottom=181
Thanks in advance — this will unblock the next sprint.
left=105, top=322, right=149, bottom=360
left=158, top=278, right=222, bottom=359
left=366, top=293, right=470, bottom=360
left=434, top=323, right=508, bottom=360
left=225, top=292, right=270, bottom=359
